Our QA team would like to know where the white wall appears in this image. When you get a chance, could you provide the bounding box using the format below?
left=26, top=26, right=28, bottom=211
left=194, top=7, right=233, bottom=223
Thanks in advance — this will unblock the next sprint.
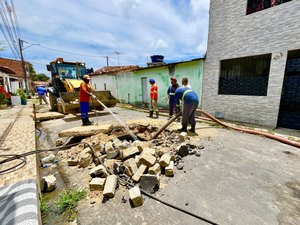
left=91, top=75, right=118, bottom=98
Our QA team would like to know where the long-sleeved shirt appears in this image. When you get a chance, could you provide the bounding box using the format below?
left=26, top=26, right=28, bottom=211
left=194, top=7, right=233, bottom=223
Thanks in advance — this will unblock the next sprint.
left=150, top=84, right=158, bottom=100
left=80, top=81, right=91, bottom=102
left=175, top=87, right=199, bottom=105
left=36, top=86, right=47, bottom=95
left=167, top=84, right=179, bottom=104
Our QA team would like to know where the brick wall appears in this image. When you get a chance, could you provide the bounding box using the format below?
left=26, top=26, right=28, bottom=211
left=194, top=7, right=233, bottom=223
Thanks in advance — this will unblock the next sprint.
left=203, top=0, right=300, bottom=128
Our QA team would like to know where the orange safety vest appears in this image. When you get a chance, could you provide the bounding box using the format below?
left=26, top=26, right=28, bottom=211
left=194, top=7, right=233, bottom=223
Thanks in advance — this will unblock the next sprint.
left=150, top=84, right=158, bottom=100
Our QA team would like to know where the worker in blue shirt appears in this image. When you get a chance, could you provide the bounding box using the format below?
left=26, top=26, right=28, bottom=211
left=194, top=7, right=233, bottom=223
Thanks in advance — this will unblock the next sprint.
left=36, top=85, right=49, bottom=105
left=175, top=87, right=199, bottom=132
left=167, top=77, right=180, bottom=119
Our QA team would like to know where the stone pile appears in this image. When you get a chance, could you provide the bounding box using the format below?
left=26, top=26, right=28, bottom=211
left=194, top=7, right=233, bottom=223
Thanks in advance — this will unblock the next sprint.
left=62, top=124, right=204, bottom=207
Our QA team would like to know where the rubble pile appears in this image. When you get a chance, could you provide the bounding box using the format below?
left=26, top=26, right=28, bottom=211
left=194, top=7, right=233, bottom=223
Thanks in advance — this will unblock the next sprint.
left=42, top=123, right=205, bottom=207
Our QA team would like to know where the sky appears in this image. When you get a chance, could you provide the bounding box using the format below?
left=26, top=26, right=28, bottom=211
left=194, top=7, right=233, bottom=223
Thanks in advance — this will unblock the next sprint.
left=0, top=0, right=210, bottom=76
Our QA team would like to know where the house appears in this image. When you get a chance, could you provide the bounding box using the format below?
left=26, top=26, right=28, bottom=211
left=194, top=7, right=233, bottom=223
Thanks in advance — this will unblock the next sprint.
left=91, top=58, right=204, bottom=108
left=203, top=0, right=300, bottom=129
left=0, top=57, right=32, bottom=93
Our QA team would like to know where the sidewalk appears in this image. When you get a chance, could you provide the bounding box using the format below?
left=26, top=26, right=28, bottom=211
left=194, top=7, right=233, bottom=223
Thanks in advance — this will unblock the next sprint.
left=0, top=103, right=40, bottom=225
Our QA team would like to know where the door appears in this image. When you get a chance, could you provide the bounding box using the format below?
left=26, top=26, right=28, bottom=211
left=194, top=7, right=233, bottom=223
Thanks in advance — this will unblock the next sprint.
left=141, top=77, right=148, bottom=104
left=278, top=50, right=300, bottom=129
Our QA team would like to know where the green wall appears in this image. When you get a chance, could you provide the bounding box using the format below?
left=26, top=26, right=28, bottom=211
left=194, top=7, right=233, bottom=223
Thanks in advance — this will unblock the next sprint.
left=116, top=59, right=203, bottom=108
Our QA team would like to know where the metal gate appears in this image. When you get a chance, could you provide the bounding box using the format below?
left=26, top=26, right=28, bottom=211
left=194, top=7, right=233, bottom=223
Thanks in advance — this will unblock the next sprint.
left=278, top=50, right=300, bottom=129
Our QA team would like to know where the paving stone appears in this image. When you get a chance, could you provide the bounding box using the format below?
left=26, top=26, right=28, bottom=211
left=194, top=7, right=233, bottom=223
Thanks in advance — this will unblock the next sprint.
left=148, top=163, right=161, bottom=175
left=179, top=132, right=188, bottom=142
left=129, top=186, right=143, bottom=207
left=89, top=178, right=106, bottom=191
left=122, top=147, right=139, bottom=159
left=89, top=165, right=108, bottom=178
left=139, top=152, right=156, bottom=167
left=142, top=148, right=156, bottom=156
left=103, top=175, right=118, bottom=198
left=124, top=158, right=138, bottom=177
left=165, top=161, right=175, bottom=177
left=159, top=153, right=172, bottom=167
left=132, top=164, right=147, bottom=182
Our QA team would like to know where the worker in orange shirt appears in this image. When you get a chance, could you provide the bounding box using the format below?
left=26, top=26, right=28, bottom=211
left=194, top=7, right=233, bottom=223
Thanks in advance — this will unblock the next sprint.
left=149, top=78, right=159, bottom=118
left=80, top=74, right=95, bottom=126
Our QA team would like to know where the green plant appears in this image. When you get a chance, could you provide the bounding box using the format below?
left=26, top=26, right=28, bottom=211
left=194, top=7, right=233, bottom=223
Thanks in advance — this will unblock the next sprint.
left=16, top=88, right=27, bottom=100
left=0, top=92, right=8, bottom=104
left=39, top=196, right=49, bottom=214
left=55, top=189, right=86, bottom=221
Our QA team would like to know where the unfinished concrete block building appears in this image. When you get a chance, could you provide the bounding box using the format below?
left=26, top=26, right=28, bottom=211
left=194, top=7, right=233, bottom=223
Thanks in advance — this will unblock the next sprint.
left=203, top=0, right=300, bottom=129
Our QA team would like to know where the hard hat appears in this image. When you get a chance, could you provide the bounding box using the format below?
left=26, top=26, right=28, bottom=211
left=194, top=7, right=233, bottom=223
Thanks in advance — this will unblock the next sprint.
left=83, top=74, right=91, bottom=80
left=149, top=78, right=155, bottom=83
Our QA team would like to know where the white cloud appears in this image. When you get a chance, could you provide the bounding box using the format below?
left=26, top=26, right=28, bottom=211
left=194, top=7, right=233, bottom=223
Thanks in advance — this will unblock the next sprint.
left=196, top=40, right=207, bottom=53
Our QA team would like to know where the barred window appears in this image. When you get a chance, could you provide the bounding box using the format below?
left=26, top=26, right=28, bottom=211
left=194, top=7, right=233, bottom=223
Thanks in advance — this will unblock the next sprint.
left=218, top=54, right=271, bottom=96
left=247, top=0, right=293, bottom=15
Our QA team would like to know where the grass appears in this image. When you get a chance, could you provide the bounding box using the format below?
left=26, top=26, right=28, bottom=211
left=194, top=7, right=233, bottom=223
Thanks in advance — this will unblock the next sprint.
left=39, top=196, right=49, bottom=215
left=55, top=189, right=87, bottom=222
left=288, top=136, right=300, bottom=142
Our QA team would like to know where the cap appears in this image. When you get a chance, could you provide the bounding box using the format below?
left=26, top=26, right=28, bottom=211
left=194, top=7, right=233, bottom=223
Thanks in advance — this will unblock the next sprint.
left=170, top=77, right=177, bottom=82
left=83, top=74, right=91, bottom=80
left=149, top=78, right=155, bottom=83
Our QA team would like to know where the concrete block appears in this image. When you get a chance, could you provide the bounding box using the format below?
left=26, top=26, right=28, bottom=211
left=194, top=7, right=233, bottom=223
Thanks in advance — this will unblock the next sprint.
left=103, top=175, right=118, bottom=198
left=124, top=158, right=138, bottom=176
left=105, top=141, right=119, bottom=159
left=139, top=152, right=156, bottom=167
left=132, top=164, right=147, bottom=182
left=89, top=165, right=108, bottom=178
left=78, top=152, right=92, bottom=168
left=165, top=161, right=174, bottom=177
left=148, top=163, right=161, bottom=175
left=156, top=147, right=170, bottom=157
left=179, top=132, right=188, bottom=142
left=142, top=148, right=156, bottom=156
left=129, top=186, right=143, bottom=207
left=122, top=147, right=139, bottom=159
left=89, top=178, right=106, bottom=191
left=135, top=155, right=141, bottom=167
left=140, top=174, right=160, bottom=193
left=67, top=157, right=78, bottom=166
left=42, top=175, right=56, bottom=192
left=159, top=153, right=171, bottom=167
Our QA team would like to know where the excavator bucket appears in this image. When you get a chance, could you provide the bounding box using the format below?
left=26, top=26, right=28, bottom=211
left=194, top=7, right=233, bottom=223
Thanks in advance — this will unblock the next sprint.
left=57, top=91, right=119, bottom=114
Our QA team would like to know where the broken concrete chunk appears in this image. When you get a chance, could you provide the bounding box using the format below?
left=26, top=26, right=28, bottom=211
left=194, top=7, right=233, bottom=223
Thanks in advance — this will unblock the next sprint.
left=159, top=153, right=171, bottom=167
left=89, top=178, right=106, bottom=191
left=122, top=147, right=139, bottom=159
left=89, top=165, right=108, bottom=178
left=105, top=141, right=119, bottom=159
left=33, top=112, right=64, bottom=121
left=132, top=140, right=143, bottom=152
left=41, top=154, right=55, bottom=164
left=103, top=175, right=118, bottom=198
left=139, top=152, right=156, bottom=167
left=156, top=147, right=170, bottom=157
left=132, top=164, right=147, bottom=183
left=176, top=163, right=184, bottom=170
left=104, top=159, right=121, bottom=172
left=148, top=163, right=161, bottom=175
left=113, top=138, right=122, bottom=149
left=67, top=157, right=78, bottom=166
left=58, top=124, right=111, bottom=137
left=140, top=174, right=160, bottom=194
left=177, top=144, right=189, bottom=157
left=78, top=152, right=92, bottom=168
left=165, top=161, right=175, bottom=177
left=55, top=138, right=64, bottom=147
left=121, top=140, right=130, bottom=149
left=179, top=132, right=188, bottom=142
left=129, top=186, right=143, bottom=207
left=142, top=148, right=156, bottom=156
left=42, top=175, right=56, bottom=192
left=124, top=158, right=138, bottom=176
left=135, top=155, right=141, bottom=167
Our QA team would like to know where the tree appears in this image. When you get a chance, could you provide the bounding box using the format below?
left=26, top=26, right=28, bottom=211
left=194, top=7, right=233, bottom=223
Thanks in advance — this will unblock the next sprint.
left=32, top=73, right=50, bottom=81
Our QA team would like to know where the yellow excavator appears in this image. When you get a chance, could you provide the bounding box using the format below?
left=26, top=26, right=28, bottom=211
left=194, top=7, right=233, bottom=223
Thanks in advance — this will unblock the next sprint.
left=46, top=58, right=118, bottom=114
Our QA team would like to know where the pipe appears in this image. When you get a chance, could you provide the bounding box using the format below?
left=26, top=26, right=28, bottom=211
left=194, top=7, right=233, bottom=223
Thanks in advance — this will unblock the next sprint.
left=151, top=112, right=182, bottom=140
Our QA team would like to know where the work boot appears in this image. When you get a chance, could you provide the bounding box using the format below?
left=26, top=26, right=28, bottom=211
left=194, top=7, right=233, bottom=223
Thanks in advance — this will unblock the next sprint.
left=177, top=126, right=187, bottom=132
left=168, top=115, right=172, bottom=120
left=86, top=118, right=94, bottom=125
left=148, top=111, right=154, bottom=118
left=189, top=124, right=196, bottom=133
left=81, top=118, right=88, bottom=126
left=156, top=111, right=159, bottom=118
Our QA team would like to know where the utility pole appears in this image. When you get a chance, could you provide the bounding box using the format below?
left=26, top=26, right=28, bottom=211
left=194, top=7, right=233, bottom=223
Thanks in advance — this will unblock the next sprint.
left=115, top=51, right=120, bottom=66
left=105, top=56, right=109, bottom=67
left=18, top=39, right=28, bottom=95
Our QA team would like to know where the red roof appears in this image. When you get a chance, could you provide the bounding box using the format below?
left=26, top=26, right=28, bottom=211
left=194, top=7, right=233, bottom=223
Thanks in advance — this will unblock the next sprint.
left=0, top=58, right=30, bottom=79
left=92, top=65, right=139, bottom=75
left=0, top=66, right=16, bottom=74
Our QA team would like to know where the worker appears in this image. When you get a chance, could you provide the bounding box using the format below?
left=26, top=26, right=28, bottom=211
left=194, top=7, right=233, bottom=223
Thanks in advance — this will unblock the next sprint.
left=36, top=85, right=49, bottom=105
left=167, top=77, right=180, bottom=119
left=80, top=74, right=95, bottom=126
left=149, top=78, right=159, bottom=118
left=181, top=77, right=192, bottom=89
left=175, top=87, right=199, bottom=132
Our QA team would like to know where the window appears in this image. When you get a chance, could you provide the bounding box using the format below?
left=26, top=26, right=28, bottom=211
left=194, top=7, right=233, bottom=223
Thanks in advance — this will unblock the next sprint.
left=247, top=0, right=293, bottom=15
left=218, top=54, right=271, bottom=96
